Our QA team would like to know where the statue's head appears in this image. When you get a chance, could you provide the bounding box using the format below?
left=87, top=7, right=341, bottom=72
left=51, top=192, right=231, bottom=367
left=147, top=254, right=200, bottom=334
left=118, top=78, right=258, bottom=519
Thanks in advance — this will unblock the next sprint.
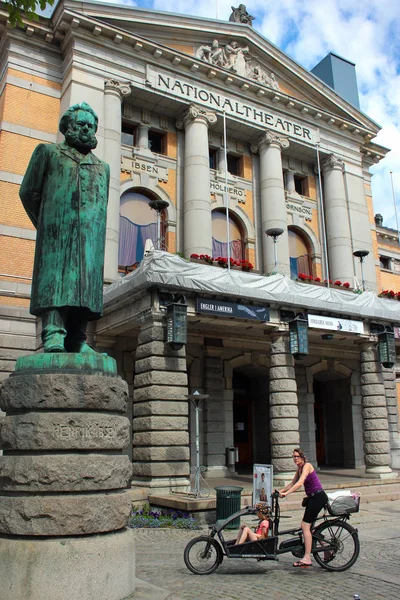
left=59, top=103, right=98, bottom=154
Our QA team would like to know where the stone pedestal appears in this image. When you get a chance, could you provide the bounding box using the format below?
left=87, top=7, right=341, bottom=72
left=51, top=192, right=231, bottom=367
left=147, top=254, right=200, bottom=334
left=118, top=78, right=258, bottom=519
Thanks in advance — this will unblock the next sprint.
left=0, top=354, right=135, bottom=600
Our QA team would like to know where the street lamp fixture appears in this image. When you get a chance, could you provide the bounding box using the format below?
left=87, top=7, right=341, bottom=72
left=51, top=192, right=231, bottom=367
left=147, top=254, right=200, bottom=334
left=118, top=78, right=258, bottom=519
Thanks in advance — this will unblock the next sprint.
left=148, top=199, right=169, bottom=250
left=378, top=329, right=396, bottom=368
left=353, top=249, right=369, bottom=291
left=265, top=227, right=284, bottom=273
left=166, top=298, right=187, bottom=350
left=289, top=315, right=309, bottom=360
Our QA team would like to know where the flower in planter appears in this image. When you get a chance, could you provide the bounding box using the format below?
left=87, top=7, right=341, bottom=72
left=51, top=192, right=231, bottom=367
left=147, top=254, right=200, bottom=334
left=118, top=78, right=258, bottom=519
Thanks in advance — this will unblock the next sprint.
left=314, top=277, right=321, bottom=282
left=216, top=256, right=228, bottom=267
left=190, top=253, right=200, bottom=259
left=343, top=282, right=350, bottom=288
left=324, top=279, right=333, bottom=284
left=240, top=259, right=254, bottom=271
left=199, top=254, right=214, bottom=264
left=333, top=280, right=342, bottom=286
left=298, top=273, right=309, bottom=281
left=230, top=258, right=241, bottom=267
left=379, top=289, right=396, bottom=299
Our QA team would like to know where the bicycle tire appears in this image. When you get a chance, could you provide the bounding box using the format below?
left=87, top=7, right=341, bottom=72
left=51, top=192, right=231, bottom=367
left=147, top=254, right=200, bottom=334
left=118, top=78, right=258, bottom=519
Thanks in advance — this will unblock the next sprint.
left=184, top=536, right=223, bottom=575
left=312, top=520, right=359, bottom=572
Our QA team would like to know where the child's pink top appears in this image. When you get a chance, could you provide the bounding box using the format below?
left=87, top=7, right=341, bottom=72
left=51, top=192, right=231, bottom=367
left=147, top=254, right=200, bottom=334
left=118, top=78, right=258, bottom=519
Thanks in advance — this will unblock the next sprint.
left=255, top=519, right=269, bottom=537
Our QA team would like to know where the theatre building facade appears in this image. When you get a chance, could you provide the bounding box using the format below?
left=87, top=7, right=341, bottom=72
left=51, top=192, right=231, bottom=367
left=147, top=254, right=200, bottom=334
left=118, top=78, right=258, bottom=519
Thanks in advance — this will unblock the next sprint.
left=0, top=1, right=400, bottom=491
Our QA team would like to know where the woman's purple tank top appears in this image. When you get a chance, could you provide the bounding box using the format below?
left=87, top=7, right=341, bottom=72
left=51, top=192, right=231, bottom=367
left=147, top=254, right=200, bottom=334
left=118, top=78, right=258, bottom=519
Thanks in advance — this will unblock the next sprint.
left=304, top=468, right=323, bottom=496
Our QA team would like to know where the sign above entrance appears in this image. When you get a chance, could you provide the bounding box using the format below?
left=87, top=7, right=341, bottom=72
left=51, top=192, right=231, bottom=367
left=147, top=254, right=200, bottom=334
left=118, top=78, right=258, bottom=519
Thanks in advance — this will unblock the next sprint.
left=121, top=156, right=169, bottom=182
left=210, top=180, right=246, bottom=201
left=286, top=201, right=312, bottom=220
left=147, top=67, right=316, bottom=143
left=196, top=298, right=269, bottom=322
left=308, top=314, right=364, bottom=334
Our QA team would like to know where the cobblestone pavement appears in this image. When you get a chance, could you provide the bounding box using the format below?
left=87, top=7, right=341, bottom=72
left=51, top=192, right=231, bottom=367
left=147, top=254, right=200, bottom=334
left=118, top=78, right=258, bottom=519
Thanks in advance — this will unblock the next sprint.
left=133, top=499, right=400, bottom=600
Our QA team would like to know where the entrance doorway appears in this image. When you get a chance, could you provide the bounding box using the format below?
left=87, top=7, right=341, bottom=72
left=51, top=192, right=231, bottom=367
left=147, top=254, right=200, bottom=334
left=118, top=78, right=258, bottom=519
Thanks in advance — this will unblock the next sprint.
left=233, top=370, right=270, bottom=468
left=314, top=373, right=355, bottom=467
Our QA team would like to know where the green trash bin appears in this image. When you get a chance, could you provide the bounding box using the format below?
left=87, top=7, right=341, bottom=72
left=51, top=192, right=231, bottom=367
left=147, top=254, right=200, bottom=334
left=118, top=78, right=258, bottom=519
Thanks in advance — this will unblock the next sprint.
left=214, top=486, right=243, bottom=529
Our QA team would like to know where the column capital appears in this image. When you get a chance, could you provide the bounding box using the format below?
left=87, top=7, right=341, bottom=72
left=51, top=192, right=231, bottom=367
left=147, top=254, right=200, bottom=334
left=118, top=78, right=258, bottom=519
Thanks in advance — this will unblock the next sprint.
left=321, top=153, right=344, bottom=173
left=104, top=79, right=131, bottom=98
left=176, top=103, right=217, bottom=129
left=251, top=131, right=289, bottom=154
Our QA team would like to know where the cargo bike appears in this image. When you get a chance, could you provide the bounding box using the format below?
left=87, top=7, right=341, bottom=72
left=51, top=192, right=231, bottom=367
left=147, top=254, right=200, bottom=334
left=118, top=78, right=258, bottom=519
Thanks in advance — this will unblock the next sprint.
left=184, top=490, right=360, bottom=574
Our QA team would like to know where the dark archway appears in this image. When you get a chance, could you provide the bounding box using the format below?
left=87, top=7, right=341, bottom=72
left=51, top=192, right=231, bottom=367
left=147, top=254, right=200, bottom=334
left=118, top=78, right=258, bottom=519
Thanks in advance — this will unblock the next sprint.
left=233, top=367, right=269, bottom=470
left=314, top=371, right=355, bottom=467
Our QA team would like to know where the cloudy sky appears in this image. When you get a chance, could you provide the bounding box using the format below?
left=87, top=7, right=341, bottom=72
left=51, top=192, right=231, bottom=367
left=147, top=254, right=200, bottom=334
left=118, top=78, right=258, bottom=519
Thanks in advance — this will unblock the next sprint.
left=53, top=0, right=400, bottom=228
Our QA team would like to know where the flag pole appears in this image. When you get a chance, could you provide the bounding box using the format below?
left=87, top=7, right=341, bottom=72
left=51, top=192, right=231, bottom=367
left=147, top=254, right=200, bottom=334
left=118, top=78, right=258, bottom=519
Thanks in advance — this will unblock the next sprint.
left=223, top=109, right=231, bottom=270
left=316, top=143, right=330, bottom=287
left=390, top=171, right=400, bottom=245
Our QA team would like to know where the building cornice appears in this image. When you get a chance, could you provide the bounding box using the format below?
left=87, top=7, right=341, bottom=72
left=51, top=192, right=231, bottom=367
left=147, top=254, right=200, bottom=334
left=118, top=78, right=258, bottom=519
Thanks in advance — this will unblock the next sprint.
left=0, top=3, right=380, bottom=144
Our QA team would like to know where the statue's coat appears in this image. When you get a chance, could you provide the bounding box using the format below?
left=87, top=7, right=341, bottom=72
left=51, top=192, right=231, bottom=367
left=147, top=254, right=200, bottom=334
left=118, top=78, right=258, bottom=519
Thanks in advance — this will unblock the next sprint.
left=19, top=141, right=110, bottom=318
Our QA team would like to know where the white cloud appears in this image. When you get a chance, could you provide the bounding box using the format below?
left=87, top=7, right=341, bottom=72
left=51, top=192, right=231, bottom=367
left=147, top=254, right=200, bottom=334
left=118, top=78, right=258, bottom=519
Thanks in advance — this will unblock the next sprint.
left=115, top=0, right=400, bottom=228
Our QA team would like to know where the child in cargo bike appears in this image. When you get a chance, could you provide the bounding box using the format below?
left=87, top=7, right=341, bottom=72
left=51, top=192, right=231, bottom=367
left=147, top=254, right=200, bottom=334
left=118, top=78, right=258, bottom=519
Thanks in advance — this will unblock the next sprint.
left=234, top=502, right=271, bottom=545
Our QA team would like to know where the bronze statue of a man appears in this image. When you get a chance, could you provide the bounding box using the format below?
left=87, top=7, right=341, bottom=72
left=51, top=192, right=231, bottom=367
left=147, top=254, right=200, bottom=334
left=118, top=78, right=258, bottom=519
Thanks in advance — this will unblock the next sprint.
left=19, top=102, right=110, bottom=354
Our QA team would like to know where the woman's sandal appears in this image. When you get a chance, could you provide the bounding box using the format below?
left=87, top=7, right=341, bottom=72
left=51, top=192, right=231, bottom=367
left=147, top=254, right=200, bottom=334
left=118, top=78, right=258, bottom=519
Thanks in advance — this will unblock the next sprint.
left=293, top=560, right=313, bottom=568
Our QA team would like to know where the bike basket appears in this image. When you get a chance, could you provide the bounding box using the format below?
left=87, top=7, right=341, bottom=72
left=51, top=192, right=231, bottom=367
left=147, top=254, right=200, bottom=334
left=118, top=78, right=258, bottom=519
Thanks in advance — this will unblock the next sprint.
left=327, top=493, right=360, bottom=516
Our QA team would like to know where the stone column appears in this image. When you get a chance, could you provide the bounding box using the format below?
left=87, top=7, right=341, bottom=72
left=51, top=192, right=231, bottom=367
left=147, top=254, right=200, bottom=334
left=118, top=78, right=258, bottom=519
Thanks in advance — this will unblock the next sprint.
left=382, top=366, right=400, bottom=469
left=203, top=349, right=229, bottom=477
left=269, top=332, right=300, bottom=484
left=296, top=364, right=317, bottom=465
left=360, top=342, right=396, bottom=478
left=177, top=104, right=217, bottom=257
left=137, top=123, right=149, bottom=150
left=103, top=79, right=131, bottom=283
left=251, top=132, right=290, bottom=275
left=0, top=354, right=135, bottom=600
left=217, top=147, right=227, bottom=173
left=285, top=169, right=296, bottom=193
left=321, top=154, right=354, bottom=283
left=132, top=315, right=190, bottom=493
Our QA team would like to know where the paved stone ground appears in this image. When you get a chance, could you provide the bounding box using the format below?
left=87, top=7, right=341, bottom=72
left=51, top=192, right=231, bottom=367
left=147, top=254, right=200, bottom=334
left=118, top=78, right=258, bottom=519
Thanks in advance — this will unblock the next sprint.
left=132, top=499, right=400, bottom=600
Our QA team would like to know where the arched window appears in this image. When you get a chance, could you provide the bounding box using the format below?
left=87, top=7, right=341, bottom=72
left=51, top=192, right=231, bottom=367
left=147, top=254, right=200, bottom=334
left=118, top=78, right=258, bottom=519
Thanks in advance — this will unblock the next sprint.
left=119, top=190, right=165, bottom=267
left=212, top=210, right=244, bottom=260
left=289, top=227, right=312, bottom=278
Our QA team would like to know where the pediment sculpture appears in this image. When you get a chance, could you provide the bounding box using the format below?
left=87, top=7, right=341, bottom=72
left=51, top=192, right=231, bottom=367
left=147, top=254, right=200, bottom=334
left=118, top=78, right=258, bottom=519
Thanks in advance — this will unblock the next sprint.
left=195, top=40, right=280, bottom=91
left=229, top=4, right=255, bottom=26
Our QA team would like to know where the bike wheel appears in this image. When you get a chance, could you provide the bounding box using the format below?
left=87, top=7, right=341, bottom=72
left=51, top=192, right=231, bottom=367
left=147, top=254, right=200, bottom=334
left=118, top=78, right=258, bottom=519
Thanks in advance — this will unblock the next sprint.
left=312, top=520, right=360, bottom=572
left=184, top=536, right=223, bottom=575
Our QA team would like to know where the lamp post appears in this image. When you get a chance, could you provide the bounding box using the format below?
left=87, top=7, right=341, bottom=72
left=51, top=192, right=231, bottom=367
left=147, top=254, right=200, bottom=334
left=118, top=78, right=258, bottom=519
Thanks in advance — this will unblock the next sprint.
left=353, top=250, right=369, bottom=291
left=265, top=227, right=284, bottom=274
left=186, top=391, right=210, bottom=498
left=148, top=199, right=169, bottom=250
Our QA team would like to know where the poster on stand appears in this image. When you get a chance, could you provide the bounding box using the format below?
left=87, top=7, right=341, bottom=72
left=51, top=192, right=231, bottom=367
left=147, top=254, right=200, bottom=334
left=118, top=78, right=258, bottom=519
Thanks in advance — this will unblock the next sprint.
left=253, top=464, right=273, bottom=506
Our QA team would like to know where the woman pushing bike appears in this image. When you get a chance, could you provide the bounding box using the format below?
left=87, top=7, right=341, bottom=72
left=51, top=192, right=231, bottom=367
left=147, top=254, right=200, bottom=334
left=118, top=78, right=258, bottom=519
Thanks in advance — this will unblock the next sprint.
left=279, top=447, right=328, bottom=568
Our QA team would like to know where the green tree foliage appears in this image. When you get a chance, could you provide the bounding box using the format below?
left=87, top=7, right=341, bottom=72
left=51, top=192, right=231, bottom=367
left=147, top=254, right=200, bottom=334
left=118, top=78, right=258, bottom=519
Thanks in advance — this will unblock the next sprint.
left=5, top=0, right=55, bottom=27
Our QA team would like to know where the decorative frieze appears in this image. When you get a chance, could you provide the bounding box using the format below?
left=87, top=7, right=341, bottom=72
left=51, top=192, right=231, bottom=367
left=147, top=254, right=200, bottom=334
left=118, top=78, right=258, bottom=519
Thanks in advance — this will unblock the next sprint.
left=194, top=38, right=279, bottom=89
